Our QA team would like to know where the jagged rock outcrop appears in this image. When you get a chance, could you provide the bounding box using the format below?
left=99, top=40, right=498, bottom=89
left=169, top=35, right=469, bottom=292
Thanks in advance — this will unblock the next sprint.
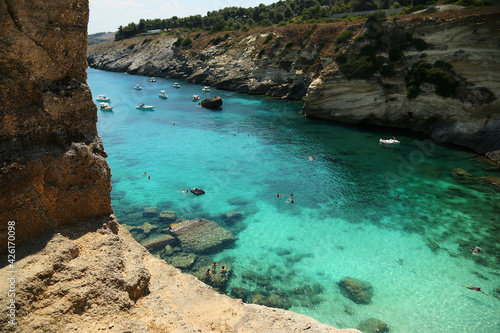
left=0, top=1, right=359, bottom=332
left=0, top=0, right=112, bottom=251
left=303, top=10, right=500, bottom=164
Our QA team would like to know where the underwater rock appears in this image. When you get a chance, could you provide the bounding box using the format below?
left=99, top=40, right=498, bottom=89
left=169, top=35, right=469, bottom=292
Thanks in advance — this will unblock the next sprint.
left=167, top=252, right=197, bottom=269
left=220, top=210, right=244, bottom=225
left=344, top=304, right=355, bottom=316
left=169, top=219, right=237, bottom=254
left=357, top=317, right=389, bottom=333
left=140, top=233, right=176, bottom=251
left=143, top=207, right=158, bottom=218
left=159, top=210, right=176, bottom=223
left=337, top=277, right=374, bottom=304
left=227, top=196, right=249, bottom=206
left=201, top=96, right=223, bottom=109
left=231, top=287, right=250, bottom=302
left=249, top=293, right=292, bottom=310
left=483, top=175, right=500, bottom=190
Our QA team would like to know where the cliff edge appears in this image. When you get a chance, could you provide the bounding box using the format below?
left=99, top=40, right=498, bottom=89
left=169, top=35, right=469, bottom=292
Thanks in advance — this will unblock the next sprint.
left=0, top=1, right=358, bottom=332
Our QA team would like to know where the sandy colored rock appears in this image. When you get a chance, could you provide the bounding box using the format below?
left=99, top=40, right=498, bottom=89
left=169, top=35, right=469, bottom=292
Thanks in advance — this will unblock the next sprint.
left=170, top=218, right=238, bottom=253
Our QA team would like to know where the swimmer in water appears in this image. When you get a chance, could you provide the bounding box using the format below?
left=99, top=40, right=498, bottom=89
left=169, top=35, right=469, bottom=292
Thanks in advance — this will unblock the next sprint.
left=469, top=246, right=484, bottom=256
left=308, top=156, right=314, bottom=161
left=461, top=285, right=488, bottom=295
left=142, top=172, right=147, bottom=177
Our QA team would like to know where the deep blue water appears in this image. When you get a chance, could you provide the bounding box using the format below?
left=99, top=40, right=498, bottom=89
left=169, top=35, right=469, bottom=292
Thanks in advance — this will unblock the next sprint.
left=88, top=68, right=500, bottom=333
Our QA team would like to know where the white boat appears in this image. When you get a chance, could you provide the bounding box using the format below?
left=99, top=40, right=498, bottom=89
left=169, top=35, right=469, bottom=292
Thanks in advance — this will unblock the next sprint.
left=379, top=138, right=400, bottom=144
left=99, top=102, right=114, bottom=110
left=149, top=77, right=156, bottom=82
left=136, top=103, right=154, bottom=110
left=158, top=90, right=168, bottom=99
left=173, top=82, right=181, bottom=88
left=192, top=95, right=201, bottom=101
left=96, top=95, right=110, bottom=102
left=133, top=84, right=142, bottom=90
left=202, top=86, right=210, bottom=92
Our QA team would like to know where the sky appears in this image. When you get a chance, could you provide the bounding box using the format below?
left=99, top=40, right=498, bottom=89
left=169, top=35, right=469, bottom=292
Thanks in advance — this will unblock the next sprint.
left=88, top=0, right=278, bottom=34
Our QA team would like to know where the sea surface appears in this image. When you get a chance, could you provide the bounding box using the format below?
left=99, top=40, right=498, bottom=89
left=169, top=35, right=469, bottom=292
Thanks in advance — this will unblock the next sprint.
left=88, top=68, right=500, bottom=333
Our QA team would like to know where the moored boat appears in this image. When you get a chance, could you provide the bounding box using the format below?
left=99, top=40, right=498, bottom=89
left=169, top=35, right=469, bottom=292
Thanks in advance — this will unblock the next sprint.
left=173, top=82, right=181, bottom=88
left=133, top=84, right=142, bottom=90
left=136, top=103, right=154, bottom=110
left=99, top=102, right=114, bottom=110
left=202, top=86, right=210, bottom=92
left=149, top=77, right=156, bottom=82
left=158, top=90, right=168, bottom=99
left=379, top=138, right=400, bottom=144
left=192, top=95, right=201, bottom=101
left=96, top=94, right=110, bottom=101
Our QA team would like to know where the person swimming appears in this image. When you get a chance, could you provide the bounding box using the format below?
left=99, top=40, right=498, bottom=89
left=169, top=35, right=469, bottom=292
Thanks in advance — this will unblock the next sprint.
left=461, top=285, right=487, bottom=295
left=469, top=246, right=484, bottom=256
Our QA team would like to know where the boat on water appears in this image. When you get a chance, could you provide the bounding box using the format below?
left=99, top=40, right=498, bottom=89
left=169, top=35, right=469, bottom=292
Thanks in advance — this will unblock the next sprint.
left=133, top=84, right=142, bottom=90
left=173, top=82, right=181, bottom=88
left=192, top=95, right=201, bottom=101
left=96, top=95, right=110, bottom=102
left=202, top=86, right=210, bottom=92
left=379, top=138, right=400, bottom=144
left=158, top=90, right=168, bottom=99
left=136, top=103, right=154, bottom=110
left=99, top=102, right=114, bottom=110
left=149, top=77, right=156, bottom=82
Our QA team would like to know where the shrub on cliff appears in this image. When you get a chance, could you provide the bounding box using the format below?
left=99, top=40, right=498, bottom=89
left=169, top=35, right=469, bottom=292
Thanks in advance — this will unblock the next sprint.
left=335, top=29, right=353, bottom=45
left=405, top=61, right=458, bottom=99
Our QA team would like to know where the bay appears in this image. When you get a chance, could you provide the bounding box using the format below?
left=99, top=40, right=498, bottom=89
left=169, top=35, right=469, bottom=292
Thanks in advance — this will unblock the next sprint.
left=88, top=68, right=500, bottom=333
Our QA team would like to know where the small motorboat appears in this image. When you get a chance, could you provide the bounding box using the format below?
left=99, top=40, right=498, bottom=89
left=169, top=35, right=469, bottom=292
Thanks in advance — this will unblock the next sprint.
left=202, top=86, right=210, bottom=92
left=96, top=95, right=110, bottom=102
left=379, top=138, right=400, bottom=144
left=158, top=90, right=168, bottom=99
left=133, top=84, right=142, bottom=90
left=99, top=102, right=114, bottom=110
left=149, top=77, right=156, bottom=82
left=190, top=188, right=205, bottom=195
left=192, top=95, right=201, bottom=101
left=136, top=103, right=154, bottom=110
left=173, top=82, right=181, bottom=88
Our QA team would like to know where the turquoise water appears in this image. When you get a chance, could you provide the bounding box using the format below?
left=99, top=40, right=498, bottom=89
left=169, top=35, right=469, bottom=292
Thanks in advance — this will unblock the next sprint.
left=88, top=68, right=500, bottom=332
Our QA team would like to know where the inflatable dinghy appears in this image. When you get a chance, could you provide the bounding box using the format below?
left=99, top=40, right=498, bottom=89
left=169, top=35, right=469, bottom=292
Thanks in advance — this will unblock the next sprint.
left=191, top=188, right=205, bottom=195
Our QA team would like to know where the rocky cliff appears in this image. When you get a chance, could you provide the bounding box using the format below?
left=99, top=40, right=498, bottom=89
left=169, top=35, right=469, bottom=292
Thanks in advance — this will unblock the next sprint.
left=0, top=1, right=358, bottom=332
left=87, top=8, right=500, bottom=164
left=304, top=10, right=500, bottom=164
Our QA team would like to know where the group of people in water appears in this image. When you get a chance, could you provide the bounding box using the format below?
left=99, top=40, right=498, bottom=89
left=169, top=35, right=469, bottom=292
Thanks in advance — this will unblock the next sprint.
left=206, top=262, right=227, bottom=275
left=276, top=193, right=294, bottom=204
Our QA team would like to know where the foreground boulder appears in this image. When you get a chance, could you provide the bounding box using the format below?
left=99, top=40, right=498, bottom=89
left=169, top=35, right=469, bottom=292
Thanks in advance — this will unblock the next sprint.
left=169, top=219, right=237, bottom=253
left=201, top=96, right=223, bottom=109
left=338, top=276, right=374, bottom=304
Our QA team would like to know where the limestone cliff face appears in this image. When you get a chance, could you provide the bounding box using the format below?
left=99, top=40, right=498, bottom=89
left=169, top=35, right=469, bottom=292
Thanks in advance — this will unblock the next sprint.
left=87, top=25, right=345, bottom=99
left=303, top=11, right=500, bottom=163
left=0, top=0, right=112, bottom=251
left=0, top=1, right=358, bottom=332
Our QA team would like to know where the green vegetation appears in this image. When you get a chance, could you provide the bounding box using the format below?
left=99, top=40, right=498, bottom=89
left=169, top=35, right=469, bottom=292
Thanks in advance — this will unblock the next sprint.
left=263, top=34, right=274, bottom=44
left=114, top=0, right=487, bottom=41
left=335, top=29, right=354, bottom=44
left=405, top=61, right=458, bottom=99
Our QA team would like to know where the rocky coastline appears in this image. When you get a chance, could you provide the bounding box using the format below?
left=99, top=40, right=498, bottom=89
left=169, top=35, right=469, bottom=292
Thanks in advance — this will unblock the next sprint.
left=87, top=8, right=500, bottom=164
left=1, top=0, right=359, bottom=332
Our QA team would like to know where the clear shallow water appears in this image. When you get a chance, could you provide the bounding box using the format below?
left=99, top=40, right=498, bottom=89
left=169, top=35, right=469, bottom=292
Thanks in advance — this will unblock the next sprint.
left=88, top=68, right=500, bottom=332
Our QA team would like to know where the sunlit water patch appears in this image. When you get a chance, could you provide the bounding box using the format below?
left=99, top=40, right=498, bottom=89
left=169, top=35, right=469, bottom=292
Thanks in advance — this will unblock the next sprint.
left=89, top=68, right=500, bottom=333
